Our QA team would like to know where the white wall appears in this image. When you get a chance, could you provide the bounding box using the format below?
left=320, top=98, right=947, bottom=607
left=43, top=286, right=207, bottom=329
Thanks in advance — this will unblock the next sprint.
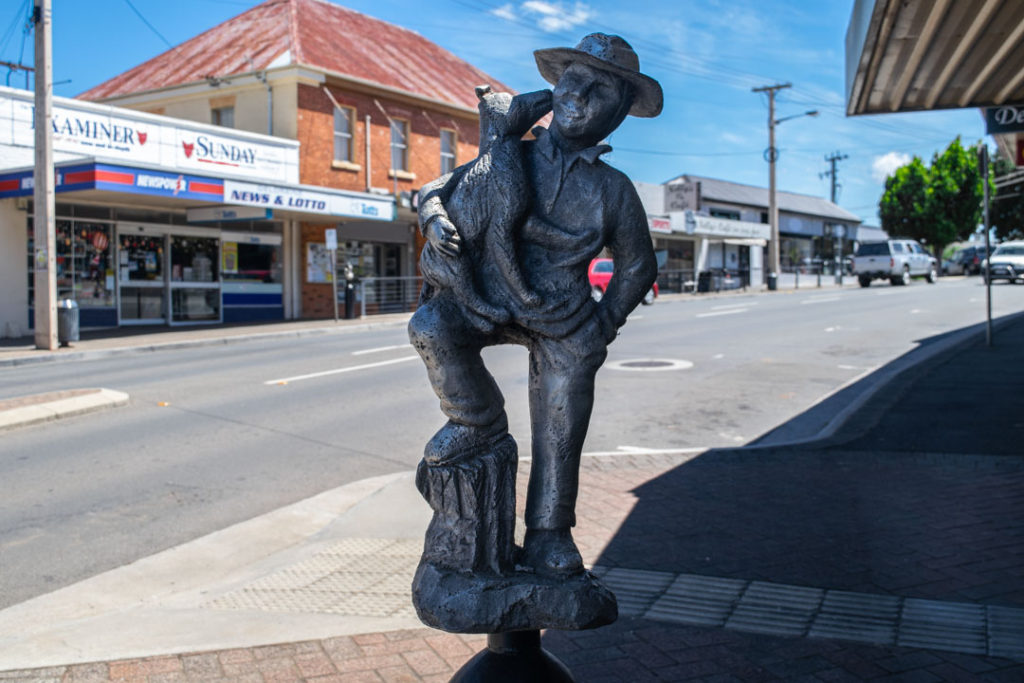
left=0, top=199, right=27, bottom=338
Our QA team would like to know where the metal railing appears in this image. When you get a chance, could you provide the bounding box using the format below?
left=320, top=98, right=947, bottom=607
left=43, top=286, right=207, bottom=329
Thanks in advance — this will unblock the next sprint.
left=352, top=276, right=423, bottom=317
left=657, top=268, right=751, bottom=294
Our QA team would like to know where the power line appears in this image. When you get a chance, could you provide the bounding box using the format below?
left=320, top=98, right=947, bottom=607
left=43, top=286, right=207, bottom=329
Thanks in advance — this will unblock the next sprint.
left=122, top=0, right=173, bottom=48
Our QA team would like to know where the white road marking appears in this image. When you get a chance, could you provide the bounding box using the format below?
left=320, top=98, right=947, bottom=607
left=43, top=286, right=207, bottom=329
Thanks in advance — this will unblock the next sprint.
left=837, top=364, right=864, bottom=370
left=606, top=358, right=694, bottom=372
left=910, top=309, right=922, bottom=314
left=801, top=296, right=842, bottom=305
left=352, top=344, right=411, bottom=356
left=711, top=302, right=757, bottom=310
left=824, top=326, right=842, bottom=332
left=696, top=308, right=748, bottom=318
left=713, top=353, right=725, bottom=359
left=265, top=356, right=419, bottom=385
left=580, top=446, right=708, bottom=457
left=874, top=290, right=898, bottom=296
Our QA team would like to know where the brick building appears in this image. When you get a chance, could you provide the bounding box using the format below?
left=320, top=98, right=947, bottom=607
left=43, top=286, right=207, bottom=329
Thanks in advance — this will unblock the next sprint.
left=80, top=0, right=504, bottom=319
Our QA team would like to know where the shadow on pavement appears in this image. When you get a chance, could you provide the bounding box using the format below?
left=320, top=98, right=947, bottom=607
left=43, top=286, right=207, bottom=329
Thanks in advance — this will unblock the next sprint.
left=594, top=314, right=1024, bottom=607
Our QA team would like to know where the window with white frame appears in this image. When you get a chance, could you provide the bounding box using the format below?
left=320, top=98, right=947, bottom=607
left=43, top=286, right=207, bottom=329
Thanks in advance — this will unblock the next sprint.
left=390, top=118, right=409, bottom=172
left=211, top=106, right=235, bottom=128
left=334, top=106, right=354, bottom=163
left=440, top=129, right=457, bottom=175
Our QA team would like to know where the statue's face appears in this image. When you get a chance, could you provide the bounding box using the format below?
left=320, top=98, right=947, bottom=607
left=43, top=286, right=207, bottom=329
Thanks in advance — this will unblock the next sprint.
left=551, top=63, right=627, bottom=144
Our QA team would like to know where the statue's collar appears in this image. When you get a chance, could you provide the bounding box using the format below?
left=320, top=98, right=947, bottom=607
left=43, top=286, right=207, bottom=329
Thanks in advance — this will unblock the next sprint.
left=532, top=126, right=612, bottom=166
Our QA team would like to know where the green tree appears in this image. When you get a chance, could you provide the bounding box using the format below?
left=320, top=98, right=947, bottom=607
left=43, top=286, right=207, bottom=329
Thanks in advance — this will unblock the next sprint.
left=879, top=156, right=930, bottom=241
left=991, top=156, right=1024, bottom=241
left=878, top=138, right=991, bottom=260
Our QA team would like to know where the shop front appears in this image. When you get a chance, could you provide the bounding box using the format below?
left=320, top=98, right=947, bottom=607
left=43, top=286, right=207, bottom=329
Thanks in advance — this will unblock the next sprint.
left=0, top=85, right=394, bottom=337
left=648, top=211, right=767, bottom=291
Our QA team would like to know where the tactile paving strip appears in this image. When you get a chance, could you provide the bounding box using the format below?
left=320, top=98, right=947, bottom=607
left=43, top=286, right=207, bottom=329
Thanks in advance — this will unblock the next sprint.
left=203, top=543, right=1024, bottom=660
left=204, top=538, right=422, bottom=618
left=597, top=567, right=1024, bottom=661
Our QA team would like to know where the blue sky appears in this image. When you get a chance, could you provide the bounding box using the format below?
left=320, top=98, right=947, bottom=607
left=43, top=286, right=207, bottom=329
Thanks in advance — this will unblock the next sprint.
left=1, top=0, right=990, bottom=225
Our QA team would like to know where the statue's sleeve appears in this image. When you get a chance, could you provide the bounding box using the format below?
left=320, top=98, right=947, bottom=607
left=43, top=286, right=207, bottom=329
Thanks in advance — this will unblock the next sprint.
left=418, top=169, right=462, bottom=235
left=600, top=181, right=658, bottom=329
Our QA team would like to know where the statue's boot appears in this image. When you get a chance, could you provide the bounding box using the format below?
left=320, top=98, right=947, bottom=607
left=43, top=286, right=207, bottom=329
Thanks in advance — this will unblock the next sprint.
left=424, top=414, right=509, bottom=465
left=520, top=528, right=584, bottom=576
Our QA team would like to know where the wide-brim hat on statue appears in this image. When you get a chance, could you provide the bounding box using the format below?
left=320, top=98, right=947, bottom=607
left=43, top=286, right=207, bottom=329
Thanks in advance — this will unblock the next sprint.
left=534, top=33, right=663, bottom=118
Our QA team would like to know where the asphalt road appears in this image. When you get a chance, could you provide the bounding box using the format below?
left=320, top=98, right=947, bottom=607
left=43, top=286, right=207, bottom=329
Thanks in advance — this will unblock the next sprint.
left=1, top=276, right=1022, bottom=609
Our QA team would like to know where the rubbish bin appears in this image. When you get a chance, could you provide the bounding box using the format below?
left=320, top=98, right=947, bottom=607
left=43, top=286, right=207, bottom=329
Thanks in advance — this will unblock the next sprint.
left=697, top=271, right=712, bottom=293
left=57, top=298, right=79, bottom=346
left=767, top=272, right=778, bottom=291
left=344, top=281, right=357, bottom=319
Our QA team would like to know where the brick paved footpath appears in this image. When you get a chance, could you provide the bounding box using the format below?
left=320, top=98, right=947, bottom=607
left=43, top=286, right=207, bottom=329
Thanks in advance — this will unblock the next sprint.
left=2, top=445, right=1023, bottom=682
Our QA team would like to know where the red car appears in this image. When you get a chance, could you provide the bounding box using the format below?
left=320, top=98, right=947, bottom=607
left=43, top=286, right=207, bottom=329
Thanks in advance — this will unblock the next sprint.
left=588, top=258, right=658, bottom=305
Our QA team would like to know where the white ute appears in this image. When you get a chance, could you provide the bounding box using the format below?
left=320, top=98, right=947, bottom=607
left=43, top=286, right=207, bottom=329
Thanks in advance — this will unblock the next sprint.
left=852, top=239, right=938, bottom=287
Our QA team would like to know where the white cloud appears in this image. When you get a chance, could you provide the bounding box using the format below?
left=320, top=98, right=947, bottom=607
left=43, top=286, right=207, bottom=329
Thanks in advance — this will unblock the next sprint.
left=491, top=3, right=517, bottom=21
left=871, top=151, right=911, bottom=183
left=519, top=1, right=592, bottom=33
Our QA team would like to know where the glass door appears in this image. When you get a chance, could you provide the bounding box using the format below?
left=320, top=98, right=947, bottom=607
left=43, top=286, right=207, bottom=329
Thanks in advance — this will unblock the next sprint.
left=169, top=234, right=221, bottom=324
left=117, top=231, right=167, bottom=324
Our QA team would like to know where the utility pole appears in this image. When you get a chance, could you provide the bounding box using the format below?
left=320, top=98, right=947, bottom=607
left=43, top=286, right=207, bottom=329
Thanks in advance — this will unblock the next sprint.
left=33, top=0, right=57, bottom=350
left=752, top=82, right=790, bottom=289
left=822, top=151, right=848, bottom=203
left=822, top=151, right=849, bottom=284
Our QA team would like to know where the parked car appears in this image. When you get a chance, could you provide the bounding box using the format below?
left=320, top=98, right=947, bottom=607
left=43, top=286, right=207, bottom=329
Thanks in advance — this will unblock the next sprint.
left=982, top=240, right=1024, bottom=284
left=956, top=245, right=991, bottom=275
left=588, top=258, right=658, bottom=304
left=943, top=249, right=968, bottom=275
left=851, top=239, right=937, bottom=287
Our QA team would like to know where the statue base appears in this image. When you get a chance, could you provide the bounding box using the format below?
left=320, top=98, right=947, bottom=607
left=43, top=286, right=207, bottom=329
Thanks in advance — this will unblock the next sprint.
left=451, top=630, right=574, bottom=683
left=412, top=561, right=617, bottom=633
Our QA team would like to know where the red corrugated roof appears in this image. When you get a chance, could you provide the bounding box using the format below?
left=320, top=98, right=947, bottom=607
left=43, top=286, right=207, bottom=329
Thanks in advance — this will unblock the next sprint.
left=79, top=0, right=506, bottom=111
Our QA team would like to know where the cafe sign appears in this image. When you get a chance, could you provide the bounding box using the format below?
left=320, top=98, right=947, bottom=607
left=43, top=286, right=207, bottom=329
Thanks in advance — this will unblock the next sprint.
left=985, top=104, right=1024, bottom=135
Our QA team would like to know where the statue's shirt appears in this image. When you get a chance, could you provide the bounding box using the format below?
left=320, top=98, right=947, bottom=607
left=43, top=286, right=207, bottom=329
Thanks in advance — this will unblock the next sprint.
left=486, top=127, right=650, bottom=338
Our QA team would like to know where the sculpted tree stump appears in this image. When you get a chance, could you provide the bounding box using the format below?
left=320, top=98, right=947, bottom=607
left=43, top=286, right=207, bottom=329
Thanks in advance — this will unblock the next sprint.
left=412, top=435, right=617, bottom=634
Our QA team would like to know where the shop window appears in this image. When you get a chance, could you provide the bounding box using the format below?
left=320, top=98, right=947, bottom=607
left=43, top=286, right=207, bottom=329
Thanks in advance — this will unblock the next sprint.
left=440, top=129, right=457, bottom=175
left=119, top=234, right=165, bottom=282
left=170, top=236, right=218, bottom=283
left=211, top=106, right=235, bottom=128
left=222, top=241, right=282, bottom=283
left=710, top=208, right=741, bottom=220
left=27, top=218, right=115, bottom=309
left=390, top=118, right=409, bottom=172
left=334, top=106, right=354, bottom=162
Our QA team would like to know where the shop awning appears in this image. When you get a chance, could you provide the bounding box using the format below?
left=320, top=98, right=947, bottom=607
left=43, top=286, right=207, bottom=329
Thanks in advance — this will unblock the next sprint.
left=0, top=159, right=395, bottom=222
left=846, top=0, right=1024, bottom=115
left=723, top=238, right=768, bottom=247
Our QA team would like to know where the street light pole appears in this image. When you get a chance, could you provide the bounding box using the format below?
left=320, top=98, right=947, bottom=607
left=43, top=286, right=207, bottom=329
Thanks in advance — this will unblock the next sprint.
left=752, top=83, right=818, bottom=289
left=753, top=83, right=790, bottom=286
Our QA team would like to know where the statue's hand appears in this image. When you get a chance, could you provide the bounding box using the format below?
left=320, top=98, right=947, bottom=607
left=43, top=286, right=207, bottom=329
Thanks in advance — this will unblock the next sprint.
left=426, top=215, right=461, bottom=257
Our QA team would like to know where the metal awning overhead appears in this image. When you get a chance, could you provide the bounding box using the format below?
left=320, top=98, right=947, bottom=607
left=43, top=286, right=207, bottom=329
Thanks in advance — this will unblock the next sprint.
left=846, top=0, right=1024, bottom=115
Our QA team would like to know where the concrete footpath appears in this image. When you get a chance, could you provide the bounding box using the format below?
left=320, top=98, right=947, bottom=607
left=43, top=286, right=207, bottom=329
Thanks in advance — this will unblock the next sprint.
left=1, top=287, right=1023, bottom=681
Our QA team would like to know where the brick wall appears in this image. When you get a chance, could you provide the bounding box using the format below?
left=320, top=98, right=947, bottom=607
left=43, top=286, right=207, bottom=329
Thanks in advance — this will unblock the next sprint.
left=297, top=83, right=480, bottom=192
left=296, top=84, right=480, bottom=318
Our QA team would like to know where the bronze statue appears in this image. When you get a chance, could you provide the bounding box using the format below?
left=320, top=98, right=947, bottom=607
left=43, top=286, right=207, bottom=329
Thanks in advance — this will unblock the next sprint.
left=410, top=33, right=662, bottom=637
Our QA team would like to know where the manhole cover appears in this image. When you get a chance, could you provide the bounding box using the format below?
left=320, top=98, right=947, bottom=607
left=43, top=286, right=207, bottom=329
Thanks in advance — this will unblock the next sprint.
left=606, top=358, right=694, bottom=372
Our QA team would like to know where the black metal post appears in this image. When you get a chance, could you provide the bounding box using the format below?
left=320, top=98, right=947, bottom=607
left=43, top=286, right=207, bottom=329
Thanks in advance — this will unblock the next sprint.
left=451, top=630, right=574, bottom=683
